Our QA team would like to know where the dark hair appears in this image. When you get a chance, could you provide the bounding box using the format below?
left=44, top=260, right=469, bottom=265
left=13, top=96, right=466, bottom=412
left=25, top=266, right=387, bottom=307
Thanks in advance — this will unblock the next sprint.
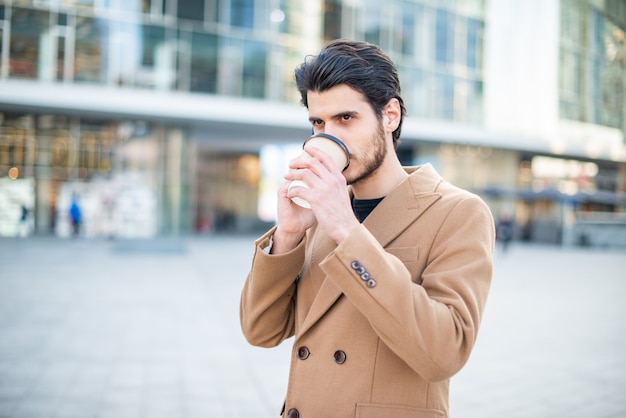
left=294, top=39, right=406, bottom=149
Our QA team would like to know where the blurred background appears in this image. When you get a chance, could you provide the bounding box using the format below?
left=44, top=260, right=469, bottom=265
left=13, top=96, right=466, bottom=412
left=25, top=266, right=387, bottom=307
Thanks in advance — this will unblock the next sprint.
left=0, top=2, right=625, bottom=417
left=0, top=0, right=625, bottom=247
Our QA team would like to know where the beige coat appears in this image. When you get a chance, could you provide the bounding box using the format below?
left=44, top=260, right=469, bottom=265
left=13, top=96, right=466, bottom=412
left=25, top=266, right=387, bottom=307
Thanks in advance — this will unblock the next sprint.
left=240, top=164, right=495, bottom=418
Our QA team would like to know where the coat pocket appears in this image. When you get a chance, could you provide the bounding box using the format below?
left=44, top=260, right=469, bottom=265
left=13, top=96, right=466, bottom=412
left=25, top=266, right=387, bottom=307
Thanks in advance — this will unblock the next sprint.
left=356, top=402, right=445, bottom=418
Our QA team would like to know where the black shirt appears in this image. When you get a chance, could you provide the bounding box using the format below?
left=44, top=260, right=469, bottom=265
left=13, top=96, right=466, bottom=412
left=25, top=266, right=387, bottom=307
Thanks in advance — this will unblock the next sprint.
left=352, top=196, right=384, bottom=223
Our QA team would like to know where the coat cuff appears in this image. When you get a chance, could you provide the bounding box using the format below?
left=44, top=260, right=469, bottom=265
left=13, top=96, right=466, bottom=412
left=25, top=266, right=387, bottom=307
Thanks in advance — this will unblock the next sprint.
left=252, top=227, right=306, bottom=276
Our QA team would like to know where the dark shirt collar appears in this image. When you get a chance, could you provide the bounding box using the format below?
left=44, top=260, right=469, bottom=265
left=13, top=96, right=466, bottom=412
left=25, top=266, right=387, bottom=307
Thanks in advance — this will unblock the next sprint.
left=352, top=196, right=385, bottom=223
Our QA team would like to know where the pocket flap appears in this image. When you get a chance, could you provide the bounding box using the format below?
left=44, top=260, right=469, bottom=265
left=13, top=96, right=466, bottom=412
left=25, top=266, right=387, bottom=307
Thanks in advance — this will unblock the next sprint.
left=356, top=403, right=445, bottom=418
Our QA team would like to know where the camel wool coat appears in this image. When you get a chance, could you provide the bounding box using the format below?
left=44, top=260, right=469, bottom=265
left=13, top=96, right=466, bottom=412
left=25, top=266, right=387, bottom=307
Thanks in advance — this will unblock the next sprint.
left=240, top=164, right=495, bottom=418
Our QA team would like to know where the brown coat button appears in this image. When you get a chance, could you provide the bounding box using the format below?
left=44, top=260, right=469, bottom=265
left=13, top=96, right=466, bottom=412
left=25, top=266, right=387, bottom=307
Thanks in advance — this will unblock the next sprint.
left=287, top=408, right=299, bottom=418
left=297, top=346, right=310, bottom=360
left=333, top=350, right=347, bottom=364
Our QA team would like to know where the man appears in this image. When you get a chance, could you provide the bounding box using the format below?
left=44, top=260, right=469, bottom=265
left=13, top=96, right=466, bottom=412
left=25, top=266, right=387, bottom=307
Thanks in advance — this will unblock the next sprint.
left=240, top=39, right=495, bottom=418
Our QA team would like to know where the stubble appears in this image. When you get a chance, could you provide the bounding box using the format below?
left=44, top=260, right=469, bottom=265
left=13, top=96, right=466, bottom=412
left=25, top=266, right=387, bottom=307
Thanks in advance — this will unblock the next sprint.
left=346, top=121, right=387, bottom=186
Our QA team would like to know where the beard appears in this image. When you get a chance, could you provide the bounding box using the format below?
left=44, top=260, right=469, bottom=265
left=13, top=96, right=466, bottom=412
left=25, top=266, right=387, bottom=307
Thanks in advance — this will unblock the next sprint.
left=346, top=121, right=387, bottom=186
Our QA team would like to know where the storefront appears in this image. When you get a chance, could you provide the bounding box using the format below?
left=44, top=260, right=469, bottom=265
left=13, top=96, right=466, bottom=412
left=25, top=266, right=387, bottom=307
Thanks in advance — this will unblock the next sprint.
left=0, top=112, right=190, bottom=237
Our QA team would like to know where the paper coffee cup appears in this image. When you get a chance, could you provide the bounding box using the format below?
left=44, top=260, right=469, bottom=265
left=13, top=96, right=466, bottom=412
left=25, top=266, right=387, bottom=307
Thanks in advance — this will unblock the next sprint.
left=288, top=133, right=350, bottom=208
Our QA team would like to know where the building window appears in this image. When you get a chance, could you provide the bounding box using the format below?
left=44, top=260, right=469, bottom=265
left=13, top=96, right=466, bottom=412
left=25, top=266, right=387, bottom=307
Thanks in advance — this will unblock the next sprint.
left=401, top=66, right=429, bottom=119
left=363, top=4, right=381, bottom=46
left=435, top=8, right=454, bottom=66
left=177, top=0, right=204, bottom=22
left=242, top=39, right=267, bottom=98
left=399, top=1, right=417, bottom=56
left=74, top=16, right=106, bottom=83
left=466, top=18, right=483, bottom=71
left=275, top=0, right=291, bottom=34
left=0, top=18, right=5, bottom=78
left=189, top=31, right=218, bottom=93
left=433, top=73, right=454, bottom=121
left=414, top=4, right=433, bottom=65
left=605, top=0, right=626, bottom=28
left=138, top=24, right=175, bottom=89
left=323, top=0, right=342, bottom=42
left=559, top=0, right=625, bottom=132
left=465, top=78, right=483, bottom=125
left=593, top=10, right=624, bottom=129
left=219, top=37, right=242, bottom=96
left=9, top=7, right=49, bottom=79
left=230, top=0, right=255, bottom=28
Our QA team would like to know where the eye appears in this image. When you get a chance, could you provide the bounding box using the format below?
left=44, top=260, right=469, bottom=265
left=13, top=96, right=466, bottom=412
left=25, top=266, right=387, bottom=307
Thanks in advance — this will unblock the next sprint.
left=341, top=114, right=352, bottom=121
left=311, top=119, right=324, bottom=126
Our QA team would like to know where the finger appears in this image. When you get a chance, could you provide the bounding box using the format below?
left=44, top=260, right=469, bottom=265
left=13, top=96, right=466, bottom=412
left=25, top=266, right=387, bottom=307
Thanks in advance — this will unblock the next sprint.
left=302, top=145, right=337, bottom=173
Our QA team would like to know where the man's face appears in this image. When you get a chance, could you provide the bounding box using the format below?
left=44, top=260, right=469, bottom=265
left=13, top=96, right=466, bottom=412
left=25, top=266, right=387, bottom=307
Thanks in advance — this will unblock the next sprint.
left=307, top=84, right=388, bottom=186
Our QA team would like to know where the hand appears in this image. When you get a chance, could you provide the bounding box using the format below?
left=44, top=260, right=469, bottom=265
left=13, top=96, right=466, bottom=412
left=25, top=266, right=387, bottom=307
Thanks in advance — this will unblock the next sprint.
left=272, top=179, right=317, bottom=254
left=284, top=144, right=359, bottom=245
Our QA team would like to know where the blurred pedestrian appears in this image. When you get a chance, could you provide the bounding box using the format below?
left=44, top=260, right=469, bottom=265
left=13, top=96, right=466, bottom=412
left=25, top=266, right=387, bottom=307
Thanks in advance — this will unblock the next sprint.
left=240, top=39, right=495, bottom=418
left=19, top=204, right=29, bottom=238
left=69, top=196, right=82, bottom=237
left=497, top=214, right=514, bottom=253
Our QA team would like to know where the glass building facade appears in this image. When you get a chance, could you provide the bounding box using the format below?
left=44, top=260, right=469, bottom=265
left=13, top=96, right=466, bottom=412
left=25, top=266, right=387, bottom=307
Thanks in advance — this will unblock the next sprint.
left=0, top=0, right=308, bottom=102
left=0, top=0, right=625, bottom=244
left=323, top=0, right=486, bottom=125
left=0, top=0, right=486, bottom=117
left=559, top=0, right=625, bottom=132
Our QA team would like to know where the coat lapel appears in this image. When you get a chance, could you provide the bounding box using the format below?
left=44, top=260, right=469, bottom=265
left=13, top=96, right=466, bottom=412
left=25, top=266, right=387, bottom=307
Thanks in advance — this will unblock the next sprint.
left=296, top=164, right=443, bottom=338
left=363, top=164, right=442, bottom=248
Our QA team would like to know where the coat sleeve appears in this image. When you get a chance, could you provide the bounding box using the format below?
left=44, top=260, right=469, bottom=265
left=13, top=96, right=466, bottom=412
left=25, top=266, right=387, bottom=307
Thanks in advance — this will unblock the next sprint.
left=320, top=195, right=495, bottom=382
left=239, top=227, right=305, bottom=348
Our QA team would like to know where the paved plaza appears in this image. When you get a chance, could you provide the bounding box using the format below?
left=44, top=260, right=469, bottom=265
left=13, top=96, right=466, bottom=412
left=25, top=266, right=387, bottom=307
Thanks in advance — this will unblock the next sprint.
left=0, top=234, right=625, bottom=418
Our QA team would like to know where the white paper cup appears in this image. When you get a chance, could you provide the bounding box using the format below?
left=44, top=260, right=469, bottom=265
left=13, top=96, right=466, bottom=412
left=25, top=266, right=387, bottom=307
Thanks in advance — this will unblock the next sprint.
left=288, top=133, right=350, bottom=208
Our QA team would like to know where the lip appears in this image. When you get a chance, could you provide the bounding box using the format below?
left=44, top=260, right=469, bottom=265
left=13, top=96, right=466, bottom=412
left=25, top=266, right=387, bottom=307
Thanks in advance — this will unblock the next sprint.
left=303, top=133, right=350, bottom=171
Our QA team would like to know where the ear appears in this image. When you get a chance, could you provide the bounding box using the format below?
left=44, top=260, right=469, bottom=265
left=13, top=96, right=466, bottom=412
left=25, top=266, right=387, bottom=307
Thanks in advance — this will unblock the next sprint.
left=382, top=98, right=401, bottom=134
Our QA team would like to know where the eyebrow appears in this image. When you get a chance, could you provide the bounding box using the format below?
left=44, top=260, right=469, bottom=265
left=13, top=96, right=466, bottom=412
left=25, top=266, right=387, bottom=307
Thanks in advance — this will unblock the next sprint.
left=308, top=110, right=359, bottom=123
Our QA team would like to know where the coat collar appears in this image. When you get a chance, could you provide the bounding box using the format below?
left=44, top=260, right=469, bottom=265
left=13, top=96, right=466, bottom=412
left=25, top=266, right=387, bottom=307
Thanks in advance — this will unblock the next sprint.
left=297, top=164, right=443, bottom=336
left=361, top=164, right=443, bottom=248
